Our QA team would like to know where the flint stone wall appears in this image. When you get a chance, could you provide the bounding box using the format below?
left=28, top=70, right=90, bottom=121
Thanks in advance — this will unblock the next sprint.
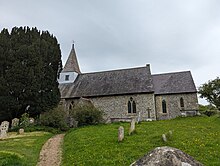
left=155, top=93, right=198, bottom=120
left=65, top=93, right=156, bottom=123
left=90, top=93, right=156, bottom=123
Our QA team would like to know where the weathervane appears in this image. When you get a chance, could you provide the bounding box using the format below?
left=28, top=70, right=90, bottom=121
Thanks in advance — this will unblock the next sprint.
left=72, top=40, right=75, bottom=48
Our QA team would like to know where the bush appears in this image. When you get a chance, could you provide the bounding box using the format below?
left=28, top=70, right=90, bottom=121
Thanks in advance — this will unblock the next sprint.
left=70, top=105, right=103, bottom=126
left=198, top=104, right=218, bottom=117
left=19, top=113, right=30, bottom=128
left=39, top=106, right=69, bottom=131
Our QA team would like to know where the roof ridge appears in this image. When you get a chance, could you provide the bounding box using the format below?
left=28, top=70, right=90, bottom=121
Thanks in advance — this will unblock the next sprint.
left=152, top=70, right=190, bottom=76
left=81, top=66, right=148, bottom=75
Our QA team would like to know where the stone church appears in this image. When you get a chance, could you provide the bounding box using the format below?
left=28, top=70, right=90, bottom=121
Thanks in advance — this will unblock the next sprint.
left=58, top=44, right=198, bottom=122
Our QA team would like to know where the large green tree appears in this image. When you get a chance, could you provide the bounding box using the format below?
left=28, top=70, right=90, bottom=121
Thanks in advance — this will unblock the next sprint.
left=198, top=77, right=220, bottom=110
left=0, top=27, right=62, bottom=121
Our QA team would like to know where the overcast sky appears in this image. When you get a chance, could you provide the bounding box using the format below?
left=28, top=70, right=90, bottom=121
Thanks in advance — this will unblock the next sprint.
left=1, top=0, right=220, bottom=104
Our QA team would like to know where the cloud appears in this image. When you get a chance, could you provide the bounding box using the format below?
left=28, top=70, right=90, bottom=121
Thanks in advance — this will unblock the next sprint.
left=1, top=0, right=220, bottom=104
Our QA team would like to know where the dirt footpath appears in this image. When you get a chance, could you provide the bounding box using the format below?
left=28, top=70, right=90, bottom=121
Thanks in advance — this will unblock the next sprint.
left=37, top=134, right=65, bottom=166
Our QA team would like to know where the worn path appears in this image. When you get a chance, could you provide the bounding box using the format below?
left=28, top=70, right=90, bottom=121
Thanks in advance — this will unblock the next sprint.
left=37, top=133, right=65, bottom=166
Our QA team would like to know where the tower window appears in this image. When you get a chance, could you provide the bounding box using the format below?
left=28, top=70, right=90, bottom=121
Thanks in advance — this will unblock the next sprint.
left=65, top=75, right=70, bottom=81
left=180, top=97, right=184, bottom=108
left=162, top=100, right=167, bottom=113
left=128, top=97, right=136, bottom=113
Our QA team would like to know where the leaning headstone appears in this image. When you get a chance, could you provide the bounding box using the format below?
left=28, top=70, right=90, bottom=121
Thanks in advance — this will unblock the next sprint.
left=29, top=118, right=35, bottom=124
left=18, top=128, right=24, bottom=135
left=0, top=121, right=9, bottom=138
left=130, top=146, right=203, bottom=166
left=11, top=118, right=19, bottom=129
left=162, top=134, right=167, bottom=142
left=118, top=126, right=124, bottom=142
left=129, top=118, right=136, bottom=135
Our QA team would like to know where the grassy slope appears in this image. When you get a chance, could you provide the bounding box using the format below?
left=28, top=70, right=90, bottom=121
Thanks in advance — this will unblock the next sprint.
left=0, top=132, right=53, bottom=166
left=62, top=116, right=220, bottom=166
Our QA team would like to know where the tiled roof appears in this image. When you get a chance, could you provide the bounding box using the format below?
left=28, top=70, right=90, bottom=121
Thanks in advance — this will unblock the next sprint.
left=59, top=65, right=154, bottom=98
left=152, top=71, right=197, bottom=95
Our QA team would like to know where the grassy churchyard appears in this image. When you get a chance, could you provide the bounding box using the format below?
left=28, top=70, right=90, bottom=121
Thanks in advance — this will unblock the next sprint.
left=0, top=116, right=220, bottom=165
left=0, top=132, right=53, bottom=166
left=62, top=116, right=220, bottom=166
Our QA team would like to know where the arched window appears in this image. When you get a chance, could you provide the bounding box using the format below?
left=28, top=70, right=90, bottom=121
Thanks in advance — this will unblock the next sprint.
left=128, top=101, right=132, bottom=113
left=128, top=97, right=137, bottom=113
left=162, top=100, right=167, bottom=113
left=180, top=97, right=184, bottom=108
left=133, top=101, right=136, bottom=113
left=69, top=101, right=74, bottom=110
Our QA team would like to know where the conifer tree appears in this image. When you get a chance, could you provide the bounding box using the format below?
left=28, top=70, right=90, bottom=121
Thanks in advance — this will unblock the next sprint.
left=0, top=27, right=62, bottom=121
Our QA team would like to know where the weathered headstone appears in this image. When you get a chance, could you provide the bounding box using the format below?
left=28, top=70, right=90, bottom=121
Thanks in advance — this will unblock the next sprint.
left=11, top=118, right=19, bottom=129
left=137, top=112, right=141, bottom=124
left=118, top=126, right=124, bottom=142
left=18, top=128, right=24, bottom=134
left=0, top=121, right=9, bottom=138
left=130, top=146, right=203, bottom=166
left=129, top=118, right=136, bottom=135
left=162, top=134, right=167, bottom=142
left=29, top=118, right=35, bottom=124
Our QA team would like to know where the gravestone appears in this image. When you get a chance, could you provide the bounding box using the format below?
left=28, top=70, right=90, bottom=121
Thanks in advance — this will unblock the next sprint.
left=129, top=118, right=136, bottom=135
left=137, top=112, right=141, bottom=124
left=29, top=118, right=35, bottom=124
left=118, top=126, right=124, bottom=142
left=0, top=121, right=9, bottom=138
left=11, top=118, right=19, bottom=129
left=19, top=128, right=24, bottom=134
left=162, top=134, right=167, bottom=142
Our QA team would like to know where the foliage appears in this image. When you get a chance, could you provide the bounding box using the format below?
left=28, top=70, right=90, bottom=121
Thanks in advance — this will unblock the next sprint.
left=39, top=106, right=69, bottom=131
left=0, top=132, right=53, bottom=166
left=70, top=105, right=103, bottom=126
left=19, top=113, right=30, bottom=128
left=198, top=77, right=220, bottom=110
left=0, top=151, right=26, bottom=166
left=63, top=116, right=220, bottom=166
left=198, top=104, right=219, bottom=117
left=0, top=27, right=62, bottom=122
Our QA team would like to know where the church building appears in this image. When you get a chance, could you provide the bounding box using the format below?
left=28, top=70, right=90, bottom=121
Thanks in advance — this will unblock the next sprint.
left=58, top=44, right=198, bottom=122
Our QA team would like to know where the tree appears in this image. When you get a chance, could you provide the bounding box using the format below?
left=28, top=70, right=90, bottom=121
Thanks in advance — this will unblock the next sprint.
left=0, top=27, right=62, bottom=121
left=198, top=77, right=220, bottom=110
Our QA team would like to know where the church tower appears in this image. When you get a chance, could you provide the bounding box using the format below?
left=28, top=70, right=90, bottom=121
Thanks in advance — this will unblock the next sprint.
left=58, top=44, right=81, bottom=84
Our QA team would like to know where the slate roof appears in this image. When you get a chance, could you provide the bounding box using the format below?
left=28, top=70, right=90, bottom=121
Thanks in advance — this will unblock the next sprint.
left=152, top=71, right=197, bottom=95
left=59, top=65, right=154, bottom=98
left=63, top=44, right=81, bottom=73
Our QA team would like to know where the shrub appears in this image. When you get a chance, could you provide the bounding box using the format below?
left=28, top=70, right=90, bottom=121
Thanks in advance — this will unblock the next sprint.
left=70, top=105, right=103, bottom=126
left=198, top=104, right=219, bottom=117
left=19, top=113, right=30, bottom=128
left=39, top=106, right=69, bottom=131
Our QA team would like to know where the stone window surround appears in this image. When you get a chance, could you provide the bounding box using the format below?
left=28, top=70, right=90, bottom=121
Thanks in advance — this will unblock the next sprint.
left=128, top=97, right=137, bottom=114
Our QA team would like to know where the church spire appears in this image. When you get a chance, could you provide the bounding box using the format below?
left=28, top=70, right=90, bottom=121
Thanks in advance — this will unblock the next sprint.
left=63, top=43, right=81, bottom=73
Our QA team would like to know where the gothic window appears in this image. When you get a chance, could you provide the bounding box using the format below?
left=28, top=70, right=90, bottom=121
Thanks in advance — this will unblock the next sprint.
left=69, top=101, right=74, bottom=110
left=128, top=97, right=136, bottom=113
left=133, top=101, right=136, bottom=113
left=180, top=97, right=184, bottom=108
left=162, top=100, right=167, bottom=113
left=65, top=75, right=69, bottom=81
left=128, top=101, right=132, bottom=113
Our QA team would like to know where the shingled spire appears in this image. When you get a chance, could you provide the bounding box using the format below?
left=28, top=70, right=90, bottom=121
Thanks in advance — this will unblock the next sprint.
left=63, top=44, right=81, bottom=73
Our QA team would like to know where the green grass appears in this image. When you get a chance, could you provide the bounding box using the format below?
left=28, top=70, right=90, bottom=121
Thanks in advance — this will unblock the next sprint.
left=62, top=116, right=220, bottom=166
left=0, top=132, right=53, bottom=166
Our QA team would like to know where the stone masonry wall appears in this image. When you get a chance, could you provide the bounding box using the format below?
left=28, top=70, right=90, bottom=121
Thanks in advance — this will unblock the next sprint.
left=155, top=93, right=198, bottom=120
left=90, top=93, right=156, bottom=122
left=64, top=93, right=156, bottom=123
